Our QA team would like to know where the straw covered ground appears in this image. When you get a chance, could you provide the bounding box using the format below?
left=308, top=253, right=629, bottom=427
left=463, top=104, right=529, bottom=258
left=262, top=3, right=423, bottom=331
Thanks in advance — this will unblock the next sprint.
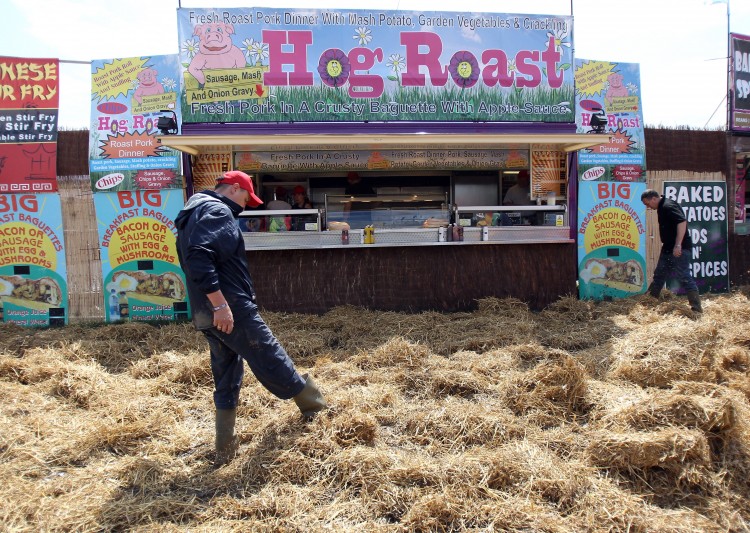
left=2, top=289, right=750, bottom=532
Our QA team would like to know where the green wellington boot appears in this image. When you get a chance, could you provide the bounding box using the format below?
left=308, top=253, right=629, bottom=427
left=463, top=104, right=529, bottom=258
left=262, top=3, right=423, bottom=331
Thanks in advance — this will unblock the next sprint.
left=293, top=374, right=328, bottom=420
left=214, top=408, right=239, bottom=467
left=687, top=290, right=703, bottom=313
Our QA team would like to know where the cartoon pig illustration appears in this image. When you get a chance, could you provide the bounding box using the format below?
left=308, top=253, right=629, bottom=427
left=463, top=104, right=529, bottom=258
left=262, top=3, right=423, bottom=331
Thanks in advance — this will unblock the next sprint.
left=188, top=23, right=247, bottom=86
left=605, top=73, right=629, bottom=104
left=133, top=68, right=165, bottom=104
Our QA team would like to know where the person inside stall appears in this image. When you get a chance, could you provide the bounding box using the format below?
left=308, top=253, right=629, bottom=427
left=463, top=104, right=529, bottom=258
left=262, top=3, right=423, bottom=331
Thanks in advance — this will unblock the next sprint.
left=501, top=170, right=536, bottom=225
left=344, top=172, right=375, bottom=228
left=291, top=185, right=314, bottom=231
left=266, top=186, right=292, bottom=231
left=292, top=185, right=313, bottom=209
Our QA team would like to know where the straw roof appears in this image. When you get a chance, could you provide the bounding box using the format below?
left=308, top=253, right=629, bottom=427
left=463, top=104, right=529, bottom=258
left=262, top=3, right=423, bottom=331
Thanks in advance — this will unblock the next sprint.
left=2, top=290, right=750, bottom=531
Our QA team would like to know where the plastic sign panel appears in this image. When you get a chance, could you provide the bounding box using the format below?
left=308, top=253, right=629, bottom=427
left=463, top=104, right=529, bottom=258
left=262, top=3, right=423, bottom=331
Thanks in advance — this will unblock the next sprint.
left=177, top=8, right=574, bottom=123
left=577, top=181, right=647, bottom=300
left=0, top=57, right=59, bottom=193
left=731, top=33, right=750, bottom=132
left=574, top=60, right=646, bottom=182
left=0, top=193, right=68, bottom=326
left=233, top=148, right=529, bottom=173
left=664, top=181, right=729, bottom=294
left=94, top=190, right=190, bottom=322
left=90, top=55, right=183, bottom=191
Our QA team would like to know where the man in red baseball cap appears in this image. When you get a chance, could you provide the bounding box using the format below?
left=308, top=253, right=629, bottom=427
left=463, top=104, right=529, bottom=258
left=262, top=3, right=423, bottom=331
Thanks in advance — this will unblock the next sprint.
left=175, top=170, right=327, bottom=467
left=217, top=170, right=263, bottom=208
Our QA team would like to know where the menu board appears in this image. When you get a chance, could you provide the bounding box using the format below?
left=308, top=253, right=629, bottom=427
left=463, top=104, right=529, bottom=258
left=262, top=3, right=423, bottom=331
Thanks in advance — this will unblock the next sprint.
left=0, top=193, right=67, bottom=325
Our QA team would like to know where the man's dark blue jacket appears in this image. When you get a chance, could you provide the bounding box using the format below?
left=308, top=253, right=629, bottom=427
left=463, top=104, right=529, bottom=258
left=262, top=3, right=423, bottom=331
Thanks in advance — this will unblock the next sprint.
left=175, top=190, right=257, bottom=330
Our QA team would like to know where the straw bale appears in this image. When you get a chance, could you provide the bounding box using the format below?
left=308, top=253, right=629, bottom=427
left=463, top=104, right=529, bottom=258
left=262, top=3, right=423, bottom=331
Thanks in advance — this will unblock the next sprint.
left=411, top=366, right=490, bottom=399
left=508, top=342, right=571, bottom=370
left=475, top=296, right=532, bottom=315
left=385, top=450, right=446, bottom=489
left=504, top=355, right=589, bottom=422
left=352, top=336, right=431, bottom=370
left=50, top=362, right=117, bottom=408
left=601, top=391, right=735, bottom=433
left=129, top=349, right=192, bottom=379
left=328, top=446, right=395, bottom=492
left=465, top=442, right=593, bottom=507
left=719, top=345, right=750, bottom=373
left=570, top=477, right=727, bottom=533
left=161, top=351, right=214, bottom=389
left=670, top=382, right=750, bottom=483
left=330, top=411, right=378, bottom=447
left=0, top=349, right=65, bottom=384
left=543, top=295, right=597, bottom=321
left=401, top=399, right=520, bottom=451
left=456, top=348, right=519, bottom=377
left=609, top=319, right=720, bottom=387
left=585, top=379, right=652, bottom=422
left=138, top=321, right=207, bottom=355
left=400, top=489, right=477, bottom=531
left=431, top=312, right=537, bottom=355
left=587, top=428, right=711, bottom=472
left=203, top=484, right=318, bottom=523
left=537, top=296, right=629, bottom=351
left=402, top=488, right=575, bottom=532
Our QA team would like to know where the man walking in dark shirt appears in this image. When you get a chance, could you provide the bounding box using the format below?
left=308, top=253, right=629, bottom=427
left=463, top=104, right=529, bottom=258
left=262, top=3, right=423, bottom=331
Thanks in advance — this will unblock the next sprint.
left=641, top=189, right=702, bottom=313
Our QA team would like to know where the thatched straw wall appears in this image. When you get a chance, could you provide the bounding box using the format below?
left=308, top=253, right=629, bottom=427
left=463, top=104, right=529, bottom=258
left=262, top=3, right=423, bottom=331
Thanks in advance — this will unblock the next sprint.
left=643, top=128, right=727, bottom=173
left=58, top=175, right=103, bottom=321
left=57, top=129, right=89, bottom=176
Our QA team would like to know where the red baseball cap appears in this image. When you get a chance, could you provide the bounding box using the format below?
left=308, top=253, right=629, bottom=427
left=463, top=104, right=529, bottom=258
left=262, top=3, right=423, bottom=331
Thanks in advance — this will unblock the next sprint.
left=218, top=171, right=263, bottom=207
left=293, top=185, right=305, bottom=194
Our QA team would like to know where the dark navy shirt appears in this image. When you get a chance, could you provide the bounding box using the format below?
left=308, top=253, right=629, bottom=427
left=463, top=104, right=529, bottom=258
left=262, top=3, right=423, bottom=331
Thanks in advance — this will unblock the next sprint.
left=657, top=196, right=692, bottom=253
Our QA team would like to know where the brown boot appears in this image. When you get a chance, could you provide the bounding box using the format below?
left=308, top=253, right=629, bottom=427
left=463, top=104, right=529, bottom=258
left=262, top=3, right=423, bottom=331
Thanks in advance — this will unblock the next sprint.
left=687, top=290, right=702, bottom=313
left=214, top=408, right=239, bottom=467
left=648, top=282, right=661, bottom=299
left=293, top=374, right=328, bottom=420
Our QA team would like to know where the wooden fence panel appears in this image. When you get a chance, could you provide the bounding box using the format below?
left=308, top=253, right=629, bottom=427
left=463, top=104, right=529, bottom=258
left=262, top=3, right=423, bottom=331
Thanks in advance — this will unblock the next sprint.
left=58, top=175, right=103, bottom=321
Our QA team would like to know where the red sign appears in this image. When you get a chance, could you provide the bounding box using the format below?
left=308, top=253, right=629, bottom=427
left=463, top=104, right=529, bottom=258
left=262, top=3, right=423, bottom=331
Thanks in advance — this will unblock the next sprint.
left=612, top=165, right=643, bottom=182
left=0, top=57, right=59, bottom=193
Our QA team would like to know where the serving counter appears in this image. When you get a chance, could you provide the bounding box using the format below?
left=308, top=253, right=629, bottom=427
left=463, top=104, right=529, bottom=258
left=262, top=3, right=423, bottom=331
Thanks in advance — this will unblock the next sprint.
left=238, top=203, right=576, bottom=313
left=239, top=204, right=570, bottom=250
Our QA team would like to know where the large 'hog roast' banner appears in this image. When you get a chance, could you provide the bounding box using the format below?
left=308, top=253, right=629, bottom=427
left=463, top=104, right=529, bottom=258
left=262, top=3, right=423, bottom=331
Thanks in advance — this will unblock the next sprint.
left=177, top=8, right=574, bottom=123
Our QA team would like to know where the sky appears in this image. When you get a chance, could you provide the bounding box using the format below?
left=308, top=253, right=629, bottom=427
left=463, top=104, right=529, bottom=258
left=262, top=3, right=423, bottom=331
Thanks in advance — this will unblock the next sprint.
left=2, top=0, right=747, bottom=130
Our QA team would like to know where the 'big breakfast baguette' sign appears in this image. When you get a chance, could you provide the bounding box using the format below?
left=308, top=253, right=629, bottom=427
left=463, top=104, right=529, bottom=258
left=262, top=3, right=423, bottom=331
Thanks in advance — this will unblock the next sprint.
left=0, top=193, right=68, bottom=326
left=93, top=189, right=190, bottom=323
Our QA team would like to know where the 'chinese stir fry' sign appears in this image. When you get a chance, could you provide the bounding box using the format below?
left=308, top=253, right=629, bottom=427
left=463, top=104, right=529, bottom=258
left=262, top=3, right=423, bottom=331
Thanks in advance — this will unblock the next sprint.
left=0, top=57, right=59, bottom=193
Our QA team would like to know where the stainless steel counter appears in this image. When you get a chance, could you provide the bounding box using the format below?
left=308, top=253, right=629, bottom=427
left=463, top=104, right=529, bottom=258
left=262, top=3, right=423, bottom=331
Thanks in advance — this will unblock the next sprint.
left=242, top=226, right=572, bottom=250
